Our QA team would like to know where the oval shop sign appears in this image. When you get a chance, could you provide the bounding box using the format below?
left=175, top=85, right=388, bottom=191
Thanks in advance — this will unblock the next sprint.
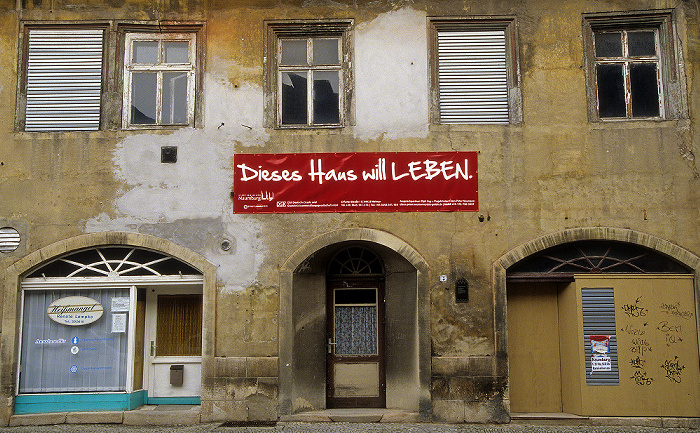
left=47, top=296, right=104, bottom=326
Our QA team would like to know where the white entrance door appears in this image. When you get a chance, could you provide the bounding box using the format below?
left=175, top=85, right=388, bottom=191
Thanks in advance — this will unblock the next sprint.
left=144, top=287, right=202, bottom=401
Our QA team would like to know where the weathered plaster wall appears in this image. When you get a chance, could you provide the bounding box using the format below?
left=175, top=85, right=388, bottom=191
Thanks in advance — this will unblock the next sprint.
left=0, top=0, right=697, bottom=425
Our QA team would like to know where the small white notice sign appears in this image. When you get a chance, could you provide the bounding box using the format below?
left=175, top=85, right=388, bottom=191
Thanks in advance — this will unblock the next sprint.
left=111, top=297, right=130, bottom=312
left=592, top=355, right=612, bottom=371
left=112, top=313, right=127, bottom=333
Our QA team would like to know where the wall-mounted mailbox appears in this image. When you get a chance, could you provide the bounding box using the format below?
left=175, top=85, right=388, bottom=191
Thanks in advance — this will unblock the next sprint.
left=170, top=364, right=184, bottom=386
left=455, top=278, right=469, bottom=303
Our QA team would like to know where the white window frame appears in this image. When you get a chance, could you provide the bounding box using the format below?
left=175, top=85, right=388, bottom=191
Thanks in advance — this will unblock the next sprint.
left=264, top=20, right=354, bottom=129
left=276, top=37, right=344, bottom=127
left=122, top=32, right=197, bottom=129
left=429, top=17, right=522, bottom=125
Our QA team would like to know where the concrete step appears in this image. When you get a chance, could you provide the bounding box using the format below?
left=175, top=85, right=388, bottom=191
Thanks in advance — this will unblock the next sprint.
left=280, top=409, right=421, bottom=423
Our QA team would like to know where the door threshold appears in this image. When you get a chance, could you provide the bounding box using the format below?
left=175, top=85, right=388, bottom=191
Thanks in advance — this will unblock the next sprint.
left=281, top=408, right=421, bottom=423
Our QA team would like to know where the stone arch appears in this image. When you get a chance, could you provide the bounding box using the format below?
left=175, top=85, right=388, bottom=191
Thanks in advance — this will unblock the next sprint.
left=279, top=228, right=431, bottom=419
left=0, top=231, right=217, bottom=415
left=492, top=227, right=700, bottom=411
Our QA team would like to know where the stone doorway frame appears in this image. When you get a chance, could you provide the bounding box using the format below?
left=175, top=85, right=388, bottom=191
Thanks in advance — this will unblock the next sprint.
left=493, top=227, right=700, bottom=412
left=279, top=228, right=431, bottom=420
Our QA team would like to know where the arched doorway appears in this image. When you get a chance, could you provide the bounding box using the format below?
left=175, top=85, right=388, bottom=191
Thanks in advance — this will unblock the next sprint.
left=278, top=229, right=430, bottom=419
left=4, top=235, right=213, bottom=415
left=499, top=234, right=700, bottom=417
left=326, top=246, right=386, bottom=408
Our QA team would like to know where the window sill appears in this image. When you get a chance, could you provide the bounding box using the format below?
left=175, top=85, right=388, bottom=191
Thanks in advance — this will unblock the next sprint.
left=588, top=117, right=687, bottom=130
left=429, top=123, right=522, bottom=133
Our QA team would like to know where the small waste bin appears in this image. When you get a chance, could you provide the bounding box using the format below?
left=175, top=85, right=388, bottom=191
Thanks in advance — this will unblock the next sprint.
left=170, top=364, right=184, bottom=386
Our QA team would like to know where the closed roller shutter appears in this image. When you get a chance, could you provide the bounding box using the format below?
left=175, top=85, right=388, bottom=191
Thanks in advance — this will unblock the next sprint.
left=582, top=287, right=620, bottom=385
left=437, top=29, right=509, bottom=124
left=25, top=28, right=104, bottom=132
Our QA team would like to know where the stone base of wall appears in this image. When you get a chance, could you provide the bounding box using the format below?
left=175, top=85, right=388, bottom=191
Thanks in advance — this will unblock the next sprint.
left=201, top=356, right=278, bottom=423
left=431, top=356, right=509, bottom=423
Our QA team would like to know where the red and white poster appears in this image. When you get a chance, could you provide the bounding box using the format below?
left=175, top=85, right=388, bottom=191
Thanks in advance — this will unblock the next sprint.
left=233, top=152, right=478, bottom=213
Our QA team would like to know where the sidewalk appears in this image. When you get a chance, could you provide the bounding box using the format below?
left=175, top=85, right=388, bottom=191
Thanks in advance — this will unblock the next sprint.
left=4, top=407, right=700, bottom=431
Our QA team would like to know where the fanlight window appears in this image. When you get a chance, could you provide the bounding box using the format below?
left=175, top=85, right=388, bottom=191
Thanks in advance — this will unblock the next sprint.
left=328, top=246, right=383, bottom=276
left=26, top=246, right=200, bottom=278
left=507, top=241, right=690, bottom=282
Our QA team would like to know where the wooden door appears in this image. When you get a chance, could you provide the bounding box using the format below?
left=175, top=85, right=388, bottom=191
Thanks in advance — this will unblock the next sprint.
left=145, top=287, right=202, bottom=400
left=326, top=279, right=385, bottom=408
left=507, top=282, right=563, bottom=413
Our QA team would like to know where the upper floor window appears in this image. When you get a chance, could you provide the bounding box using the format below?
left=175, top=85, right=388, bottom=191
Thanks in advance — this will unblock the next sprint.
left=21, top=27, right=106, bottom=132
left=122, top=32, right=197, bottom=128
left=584, top=11, right=684, bottom=121
left=429, top=18, right=522, bottom=125
left=265, top=20, right=353, bottom=129
left=593, top=29, right=662, bottom=118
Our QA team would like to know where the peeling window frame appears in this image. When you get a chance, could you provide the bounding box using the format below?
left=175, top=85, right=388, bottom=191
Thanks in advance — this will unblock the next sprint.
left=428, top=17, right=523, bottom=126
left=583, top=10, right=685, bottom=122
left=119, top=23, right=204, bottom=130
left=264, top=20, right=354, bottom=129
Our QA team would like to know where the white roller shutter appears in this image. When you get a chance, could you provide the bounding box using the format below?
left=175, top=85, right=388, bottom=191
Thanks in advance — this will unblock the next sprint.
left=437, top=29, right=509, bottom=124
left=25, top=28, right=104, bottom=132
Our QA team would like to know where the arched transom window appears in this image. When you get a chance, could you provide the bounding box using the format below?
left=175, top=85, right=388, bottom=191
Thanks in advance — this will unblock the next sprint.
left=26, top=246, right=201, bottom=278
left=328, top=246, right=383, bottom=276
left=507, top=241, right=691, bottom=282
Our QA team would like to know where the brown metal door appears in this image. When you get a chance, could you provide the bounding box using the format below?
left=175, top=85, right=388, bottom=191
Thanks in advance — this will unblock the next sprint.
left=326, top=279, right=385, bottom=408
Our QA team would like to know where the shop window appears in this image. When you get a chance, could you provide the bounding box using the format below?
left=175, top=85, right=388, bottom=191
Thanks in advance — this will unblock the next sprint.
left=122, top=32, right=197, bottom=128
left=20, top=27, right=106, bottom=132
left=265, top=20, right=353, bottom=128
left=584, top=11, right=684, bottom=121
left=429, top=18, right=522, bottom=125
left=20, top=288, right=130, bottom=393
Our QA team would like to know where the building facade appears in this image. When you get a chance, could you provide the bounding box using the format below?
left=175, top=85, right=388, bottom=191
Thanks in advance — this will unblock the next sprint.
left=0, top=0, right=698, bottom=424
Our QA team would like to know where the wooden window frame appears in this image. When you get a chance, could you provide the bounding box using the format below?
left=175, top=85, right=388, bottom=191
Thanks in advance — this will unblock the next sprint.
left=583, top=10, right=684, bottom=122
left=122, top=28, right=201, bottom=129
left=264, top=20, right=354, bottom=129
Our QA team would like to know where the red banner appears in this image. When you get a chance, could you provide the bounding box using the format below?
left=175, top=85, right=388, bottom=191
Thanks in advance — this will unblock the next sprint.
left=233, top=152, right=478, bottom=213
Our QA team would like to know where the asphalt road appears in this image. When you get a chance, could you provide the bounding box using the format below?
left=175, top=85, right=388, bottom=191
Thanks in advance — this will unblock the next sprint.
left=0, top=423, right=697, bottom=433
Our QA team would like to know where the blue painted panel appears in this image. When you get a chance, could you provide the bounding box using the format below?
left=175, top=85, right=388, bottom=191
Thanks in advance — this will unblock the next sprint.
left=146, top=396, right=201, bottom=405
left=14, top=391, right=147, bottom=414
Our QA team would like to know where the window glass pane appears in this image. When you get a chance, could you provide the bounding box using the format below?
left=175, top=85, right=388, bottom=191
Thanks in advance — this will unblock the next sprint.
left=630, top=63, right=660, bottom=117
left=313, top=70, right=340, bottom=124
left=594, top=32, right=622, bottom=58
left=596, top=64, right=626, bottom=118
left=132, top=41, right=158, bottom=64
left=162, top=72, right=189, bottom=124
left=281, top=72, right=307, bottom=124
left=335, top=289, right=376, bottom=305
left=156, top=295, right=202, bottom=356
left=19, top=289, right=130, bottom=393
left=164, top=41, right=189, bottom=63
left=131, top=72, right=157, bottom=124
left=313, top=38, right=339, bottom=65
left=628, top=31, right=656, bottom=57
left=335, top=306, right=377, bottom=355
left=281, top=39, right=307, bottom=65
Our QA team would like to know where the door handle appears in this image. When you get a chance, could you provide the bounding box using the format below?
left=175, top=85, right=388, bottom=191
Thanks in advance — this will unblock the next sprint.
left=150, top=341, right=157, bottom=356
left=327, top=338, right=336, bottom=354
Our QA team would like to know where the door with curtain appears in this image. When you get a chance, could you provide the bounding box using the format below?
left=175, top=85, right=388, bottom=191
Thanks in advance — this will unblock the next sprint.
left=145, top=287, right=202, bottom=400
left=326, top=279, right=385, bottom=408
